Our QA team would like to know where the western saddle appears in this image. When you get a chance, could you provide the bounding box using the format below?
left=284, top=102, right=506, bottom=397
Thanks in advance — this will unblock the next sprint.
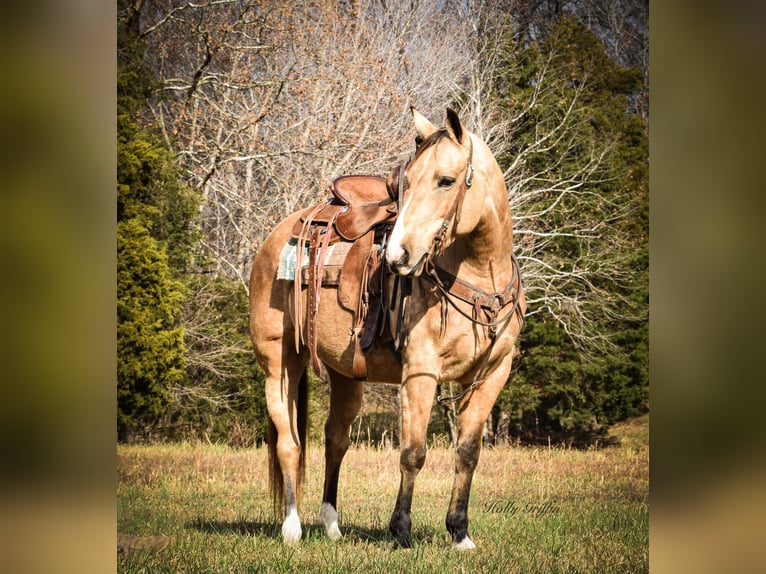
left=290, top=173, right=401, bottom=379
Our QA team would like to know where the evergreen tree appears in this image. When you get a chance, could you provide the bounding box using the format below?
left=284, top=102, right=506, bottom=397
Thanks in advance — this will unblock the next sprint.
left=118, top=1, right=271, bottom=445
left=117, top=218, right=185, bottom=440
left=493, top=17, right=648, bottom=441
left=117, top=1, right=199, bottom=441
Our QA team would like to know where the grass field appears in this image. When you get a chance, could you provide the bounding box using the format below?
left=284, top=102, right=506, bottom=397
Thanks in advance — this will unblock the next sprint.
left=117, top=414, right=648, bottom=573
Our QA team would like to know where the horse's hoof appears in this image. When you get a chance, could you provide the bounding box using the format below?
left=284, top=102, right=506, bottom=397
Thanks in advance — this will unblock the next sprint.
left=390, top=530, right=412, bottom=548
left=388, top=512, right=412, bottom=548
left=392, top=537, right=412, bottom=549
left=319, top=502, right=343, bottom=541
left=454, top=535, right=476, bottom=550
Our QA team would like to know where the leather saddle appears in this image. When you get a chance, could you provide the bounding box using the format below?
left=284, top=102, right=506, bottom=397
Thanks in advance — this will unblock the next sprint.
left=289, top=174, right=399, bottom=379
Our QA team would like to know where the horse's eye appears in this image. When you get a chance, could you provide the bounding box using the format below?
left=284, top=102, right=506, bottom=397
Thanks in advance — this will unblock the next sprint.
left=415, top=135, right=424, bottom=148
left=438, top=176, right=455, bottom=188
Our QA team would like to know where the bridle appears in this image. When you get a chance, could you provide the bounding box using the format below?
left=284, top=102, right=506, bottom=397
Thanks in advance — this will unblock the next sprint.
left=388, top=134, right=525, bottom=405
left=428, top=135, right=474, bottom=261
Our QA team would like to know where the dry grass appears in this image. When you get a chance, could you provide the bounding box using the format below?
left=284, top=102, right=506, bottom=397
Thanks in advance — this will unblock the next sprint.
left=118, top=415, right=648, bottom=572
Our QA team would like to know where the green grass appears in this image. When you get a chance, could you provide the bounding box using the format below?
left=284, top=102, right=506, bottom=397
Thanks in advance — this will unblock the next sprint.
left=118, top=416, right=648, bottom=573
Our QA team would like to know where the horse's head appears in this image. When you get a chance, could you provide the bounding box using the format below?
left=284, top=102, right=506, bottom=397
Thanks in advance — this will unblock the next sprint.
left=386, top=107, right=477, bottom=276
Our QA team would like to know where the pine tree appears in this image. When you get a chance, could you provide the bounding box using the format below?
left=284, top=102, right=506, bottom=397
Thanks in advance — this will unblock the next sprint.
left=117, top=1, right=199, bottom=441
left=117, top=218, right=186, bottom=440
left=493, top=17, right=648, bottom=441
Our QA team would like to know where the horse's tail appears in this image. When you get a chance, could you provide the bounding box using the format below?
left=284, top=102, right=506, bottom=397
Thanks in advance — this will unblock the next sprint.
left=267, top=367, right=309, bottom=516
left=296, top=367, right=309, bottom=497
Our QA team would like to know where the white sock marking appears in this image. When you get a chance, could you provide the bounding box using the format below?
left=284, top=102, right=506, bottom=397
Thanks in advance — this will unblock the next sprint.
left=319, top=502, right=343, bottom=541
left=454, top=535, right=476, bottom=550
left=281, top=507, right=302, bottom=545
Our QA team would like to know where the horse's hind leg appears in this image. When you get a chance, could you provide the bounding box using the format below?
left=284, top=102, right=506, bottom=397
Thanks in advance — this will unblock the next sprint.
left=319, top=368, right=364, bottom=540
left=250, top=213, right=312, bottom=545
left=255, top=327, right=309, bottom=545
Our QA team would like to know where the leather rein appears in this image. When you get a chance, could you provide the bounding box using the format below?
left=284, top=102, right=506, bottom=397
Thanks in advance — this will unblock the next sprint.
left=392, top=136, right=525, bottom=406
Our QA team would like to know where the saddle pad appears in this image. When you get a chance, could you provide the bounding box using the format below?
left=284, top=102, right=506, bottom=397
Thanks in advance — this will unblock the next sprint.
left=277, top=237, right=353, bottom=281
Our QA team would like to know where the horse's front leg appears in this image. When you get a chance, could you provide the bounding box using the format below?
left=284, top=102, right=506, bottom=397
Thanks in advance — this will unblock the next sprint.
left=446, top=357, right=514, bottom=550
left=388, top=373, right=438, bottom=548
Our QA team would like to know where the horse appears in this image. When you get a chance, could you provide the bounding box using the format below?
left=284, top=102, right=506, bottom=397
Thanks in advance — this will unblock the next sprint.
left=248, top=107, right=525, bottom=549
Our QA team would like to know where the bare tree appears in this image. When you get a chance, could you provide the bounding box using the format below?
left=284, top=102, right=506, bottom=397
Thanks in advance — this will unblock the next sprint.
left=140, top=1, right=644, bottom=347
left=130, top=0, right=647, bottom=439
left=140, top=0, right=476, bottom=290
left=440, top=3, right=645, bottom=357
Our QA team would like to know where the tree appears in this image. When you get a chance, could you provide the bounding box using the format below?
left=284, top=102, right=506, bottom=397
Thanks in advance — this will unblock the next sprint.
left=121, top=1, right=649, bottom=445
left=161, top=274, right=269, bottom=445
left=134, top=0, right=481, bottom=441
left=140, top=0, right=478, bottom=287
left=487, top=17, right=648, bottom=440
left=117, top=218, right=186, bottom=440
left=117, top=0, right=200, bottom=440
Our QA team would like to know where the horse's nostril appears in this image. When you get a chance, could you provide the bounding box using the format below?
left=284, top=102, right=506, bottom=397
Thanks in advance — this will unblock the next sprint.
left=386, top=244, right=409, bottom=266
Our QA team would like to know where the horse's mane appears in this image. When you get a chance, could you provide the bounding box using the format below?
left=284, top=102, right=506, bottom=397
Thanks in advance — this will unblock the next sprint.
left=412, top=128, right=450, bottom=161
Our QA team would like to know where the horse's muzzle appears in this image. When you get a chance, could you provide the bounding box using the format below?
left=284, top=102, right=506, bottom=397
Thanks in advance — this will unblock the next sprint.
left=387, top=251, right=427, bottom=277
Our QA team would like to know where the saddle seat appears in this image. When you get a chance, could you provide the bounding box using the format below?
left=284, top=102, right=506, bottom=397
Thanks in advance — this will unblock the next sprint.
left=289, top=174, right=399, bottom=380
left=332, top=174, right=393, bottom=204
left=291, top=175, right=398, bottom=242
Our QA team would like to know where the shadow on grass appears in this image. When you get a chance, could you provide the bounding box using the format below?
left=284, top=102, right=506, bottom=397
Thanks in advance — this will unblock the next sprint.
left=189, top=517, right=280, bottom=538
left=189, top=517, right=441, bottom=546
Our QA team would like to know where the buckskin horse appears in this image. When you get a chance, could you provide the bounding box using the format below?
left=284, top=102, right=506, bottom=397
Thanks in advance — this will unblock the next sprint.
left=249, top=107, right=525, bottom=549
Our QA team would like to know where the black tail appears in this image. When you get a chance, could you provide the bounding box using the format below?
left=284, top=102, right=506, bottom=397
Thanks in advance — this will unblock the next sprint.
left=267, top=368, right=309, bottom=516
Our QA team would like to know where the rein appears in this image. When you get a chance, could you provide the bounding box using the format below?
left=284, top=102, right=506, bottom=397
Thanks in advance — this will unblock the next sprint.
left=425, top=254, right=524, bottom=335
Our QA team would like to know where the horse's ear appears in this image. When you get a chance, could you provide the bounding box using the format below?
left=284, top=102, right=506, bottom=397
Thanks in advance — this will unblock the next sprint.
left=411, top=106, right=437, bottom=140
left=445, top=108, right=465, bottom=145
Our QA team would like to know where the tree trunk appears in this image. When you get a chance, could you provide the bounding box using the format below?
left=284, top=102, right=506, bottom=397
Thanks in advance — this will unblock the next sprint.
left=496, top=410, right=511, bottom=445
